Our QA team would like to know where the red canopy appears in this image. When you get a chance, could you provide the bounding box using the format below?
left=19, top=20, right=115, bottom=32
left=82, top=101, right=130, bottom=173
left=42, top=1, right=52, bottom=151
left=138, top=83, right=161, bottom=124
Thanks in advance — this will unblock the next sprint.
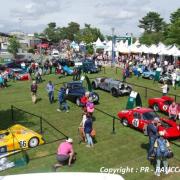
left=37, top=43, right=49, bottom=48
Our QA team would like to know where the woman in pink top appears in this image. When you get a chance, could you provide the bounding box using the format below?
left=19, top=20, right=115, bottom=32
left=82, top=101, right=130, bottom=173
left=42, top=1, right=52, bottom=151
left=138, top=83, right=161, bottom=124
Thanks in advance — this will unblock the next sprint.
left=53, top=138, right=76, bottom=171
left=168, top=102, right=178, bottom=121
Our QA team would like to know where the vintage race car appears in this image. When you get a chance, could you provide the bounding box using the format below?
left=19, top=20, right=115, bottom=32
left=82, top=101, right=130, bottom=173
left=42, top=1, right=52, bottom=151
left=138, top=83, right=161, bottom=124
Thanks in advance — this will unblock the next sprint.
left=142, top=70, right=155, bottom=80
left=117, top=107, right=180, bottom=139
left=8, top=68, right=30, bottom=80
left=0, top=124, right=44, bottom=158
left=148, top=96, right=180, bottom=118
left=92, top=77, right=132, bottom=97
left=159, top=73, right=172, bottom=85
left=64, top=78, right=99, bottom=106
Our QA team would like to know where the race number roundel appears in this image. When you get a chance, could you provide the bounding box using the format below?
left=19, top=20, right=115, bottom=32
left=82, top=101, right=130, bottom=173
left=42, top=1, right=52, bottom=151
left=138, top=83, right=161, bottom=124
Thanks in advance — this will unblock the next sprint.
left=163, top=105, right=168, bottom=111
left=132, top=119, right=139, bottom=127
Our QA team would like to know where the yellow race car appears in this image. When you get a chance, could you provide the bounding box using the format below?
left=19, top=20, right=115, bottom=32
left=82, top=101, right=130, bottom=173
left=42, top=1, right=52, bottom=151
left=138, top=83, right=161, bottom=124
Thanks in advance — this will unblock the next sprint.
left=0, top=124, right=44, bottom=158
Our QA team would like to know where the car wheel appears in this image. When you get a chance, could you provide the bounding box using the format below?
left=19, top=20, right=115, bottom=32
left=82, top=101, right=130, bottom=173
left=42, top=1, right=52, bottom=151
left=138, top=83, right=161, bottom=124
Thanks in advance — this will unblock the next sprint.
left=127, top=87, right=132, bottom=93
left=121, top=118, right=129, bottom=127
left=76, top=98, right=81, bottom=106
left=149, top=75, right=153, bottom=80
left=153, top=104, right=159, bottom=112
left=92, top=82, right=97, bottom=89
left=143, top=125, right=148, bottom=136
left=111, top=88, right=118, bottom=97
left=91, top=92, right=99, bottom=103
left=28, top=137, right=39, bottom=148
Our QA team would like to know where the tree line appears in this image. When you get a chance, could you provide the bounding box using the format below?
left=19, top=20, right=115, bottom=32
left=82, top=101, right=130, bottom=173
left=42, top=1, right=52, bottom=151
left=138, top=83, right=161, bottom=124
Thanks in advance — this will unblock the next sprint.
left=139, top=8, right=180, bottom=45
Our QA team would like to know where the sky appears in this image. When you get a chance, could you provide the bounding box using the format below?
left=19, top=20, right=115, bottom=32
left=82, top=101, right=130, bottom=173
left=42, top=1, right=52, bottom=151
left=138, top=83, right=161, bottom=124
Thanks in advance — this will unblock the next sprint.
left=0, top=0, right=179, bottom=36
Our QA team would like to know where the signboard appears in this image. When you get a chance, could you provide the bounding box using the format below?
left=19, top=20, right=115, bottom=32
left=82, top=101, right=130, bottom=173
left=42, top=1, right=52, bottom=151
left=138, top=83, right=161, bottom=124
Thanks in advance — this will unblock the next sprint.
left=115, top=36, right=132, bottom=45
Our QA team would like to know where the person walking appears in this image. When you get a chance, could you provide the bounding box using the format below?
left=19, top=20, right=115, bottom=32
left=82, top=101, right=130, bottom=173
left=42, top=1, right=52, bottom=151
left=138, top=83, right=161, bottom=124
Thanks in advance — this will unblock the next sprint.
left=147, top=120, right=159, bottom=160
left=154, top=131, right=170, bottom=176
left=161, top=81, right=169, bottom=96
left=84, top=113, right=94, bottom=148
left=53, top=138, right=76, bottom=171
left=57, top=87, right=69, bottom=112
left=46, top=81, right=54, bottom=104
left=31, top=81, right=38, bottom=104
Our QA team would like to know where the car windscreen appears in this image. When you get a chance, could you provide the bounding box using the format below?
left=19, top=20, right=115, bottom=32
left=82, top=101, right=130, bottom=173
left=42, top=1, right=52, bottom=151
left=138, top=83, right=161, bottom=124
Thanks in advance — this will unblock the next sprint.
left=164, top=100, right=172, bottom=105
left=142, top=111, right=159, bottom=120
left=160, top=121, right=171, bottom=128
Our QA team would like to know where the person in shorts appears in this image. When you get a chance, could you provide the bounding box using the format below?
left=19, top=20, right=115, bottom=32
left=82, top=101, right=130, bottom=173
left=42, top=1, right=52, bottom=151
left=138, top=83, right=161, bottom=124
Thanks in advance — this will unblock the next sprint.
left=53, top=138, right=76, bottom=171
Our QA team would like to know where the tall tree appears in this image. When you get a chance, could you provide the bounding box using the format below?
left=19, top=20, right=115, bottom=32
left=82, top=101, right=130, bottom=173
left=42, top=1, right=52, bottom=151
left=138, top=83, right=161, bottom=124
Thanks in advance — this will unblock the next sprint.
left=75, top=24, right=104, bottom=44
left=170, top=8, right=180, bottom=24
left=44, top=22, right=59, bottom=42
left=164, top=9, right=180, bottom=45
left=7, top=36, right=20, bottom=57
left=139, top=12, right=165, bottom=33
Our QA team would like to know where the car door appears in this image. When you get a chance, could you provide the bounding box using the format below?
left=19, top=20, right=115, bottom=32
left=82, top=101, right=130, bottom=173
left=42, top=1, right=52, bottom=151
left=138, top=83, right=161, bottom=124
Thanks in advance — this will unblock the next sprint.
left=131, top=112, right=143, bottom=129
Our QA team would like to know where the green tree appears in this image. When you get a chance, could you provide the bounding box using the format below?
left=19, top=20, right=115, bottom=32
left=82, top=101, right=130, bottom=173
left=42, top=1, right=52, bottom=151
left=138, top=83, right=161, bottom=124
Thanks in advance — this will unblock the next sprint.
left=75, top=24, right=104, bottom=44
left=170, top=8, right=180, bottom=24
left=7, top=36, right=20, bottom=57
left=164, top=19, right=180, bottom=45
left=139, top=32, right=165, bottom=45
left=44, top=22, right=59, bottom=42
left=139, top=12, right=165, bottom=33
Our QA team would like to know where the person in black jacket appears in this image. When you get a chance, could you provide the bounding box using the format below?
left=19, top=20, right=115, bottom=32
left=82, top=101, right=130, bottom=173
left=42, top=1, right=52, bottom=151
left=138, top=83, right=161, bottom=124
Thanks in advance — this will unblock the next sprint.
left=84, top=114, right=93, bottom=148
left=31, top=81, right=38, bottom=104
left=147, top=119, right=160, bottom=160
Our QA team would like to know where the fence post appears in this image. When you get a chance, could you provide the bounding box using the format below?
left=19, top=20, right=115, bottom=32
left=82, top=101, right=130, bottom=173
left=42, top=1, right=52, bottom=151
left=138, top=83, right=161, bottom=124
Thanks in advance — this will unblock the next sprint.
left=111, top=116, right=116, bottom=134
left=103, top=67, right=106, bottom=74
left=145, top=87, right=147, bottom=98
left=11, top=105, right=14, bottom=123
left=115, top=67, right=118, bottom=74
left=175, top=95, right=177, bottom=102
left=40, top=117, right=43, bottom=134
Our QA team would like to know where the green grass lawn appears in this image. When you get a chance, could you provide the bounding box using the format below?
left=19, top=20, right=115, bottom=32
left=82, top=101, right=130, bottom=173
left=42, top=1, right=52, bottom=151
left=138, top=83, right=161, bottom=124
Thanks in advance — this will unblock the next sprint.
left=0, top=67, right=180, bottom=179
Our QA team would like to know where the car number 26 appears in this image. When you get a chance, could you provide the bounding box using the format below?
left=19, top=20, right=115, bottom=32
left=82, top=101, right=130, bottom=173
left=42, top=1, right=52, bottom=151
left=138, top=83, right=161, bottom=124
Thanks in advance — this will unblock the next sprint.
left=19, top=140, right=27, bottom=148
left=132, top=119, right=139, bottom=127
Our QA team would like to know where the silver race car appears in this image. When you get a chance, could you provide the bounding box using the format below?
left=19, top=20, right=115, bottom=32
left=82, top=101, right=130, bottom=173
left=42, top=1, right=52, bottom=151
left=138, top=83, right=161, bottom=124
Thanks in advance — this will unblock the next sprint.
left=92, top=77, right=132, bottom=97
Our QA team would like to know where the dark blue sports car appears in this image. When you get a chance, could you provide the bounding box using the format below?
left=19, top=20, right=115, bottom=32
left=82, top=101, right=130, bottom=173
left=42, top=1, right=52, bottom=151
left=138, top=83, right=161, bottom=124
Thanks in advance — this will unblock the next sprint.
left=64, top=77, right=99, bottom=106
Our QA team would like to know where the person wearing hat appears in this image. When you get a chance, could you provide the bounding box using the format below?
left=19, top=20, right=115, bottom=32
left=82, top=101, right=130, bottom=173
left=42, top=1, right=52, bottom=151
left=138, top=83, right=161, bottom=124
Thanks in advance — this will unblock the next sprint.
left=154, top=131, right=170, bottom=176
left=54, top=138, right=76, bottom=171
left=30, top=81, right=38, bottom=104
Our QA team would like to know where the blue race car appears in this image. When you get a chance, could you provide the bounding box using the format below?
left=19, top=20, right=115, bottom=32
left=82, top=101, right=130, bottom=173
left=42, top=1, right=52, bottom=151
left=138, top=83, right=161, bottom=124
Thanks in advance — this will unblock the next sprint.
left=142, top=70, right=156, bottom=80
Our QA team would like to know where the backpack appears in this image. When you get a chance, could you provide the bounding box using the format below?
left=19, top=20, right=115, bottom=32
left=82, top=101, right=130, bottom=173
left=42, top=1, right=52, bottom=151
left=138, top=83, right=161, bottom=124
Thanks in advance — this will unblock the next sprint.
left=157, top=138, right=167, bottom=153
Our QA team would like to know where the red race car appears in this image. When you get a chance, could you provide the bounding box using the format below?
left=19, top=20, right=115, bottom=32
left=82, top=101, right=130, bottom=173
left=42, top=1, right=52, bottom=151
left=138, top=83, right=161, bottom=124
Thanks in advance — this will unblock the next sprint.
left=8, top=68, right=30, bottom=81
left=117, top=107, right=180, bottom=139
left=148, top=96, right=180, bottom=118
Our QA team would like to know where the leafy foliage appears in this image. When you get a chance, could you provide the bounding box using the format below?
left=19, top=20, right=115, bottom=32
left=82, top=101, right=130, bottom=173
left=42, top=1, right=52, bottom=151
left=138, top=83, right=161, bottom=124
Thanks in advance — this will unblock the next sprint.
left=7, top=36, right=20, bottom=57
left=139, top=12, right=165, bottom=33
left=139, top=9, right=180, bottom=46
left=41, top=22, right=104, bottom=44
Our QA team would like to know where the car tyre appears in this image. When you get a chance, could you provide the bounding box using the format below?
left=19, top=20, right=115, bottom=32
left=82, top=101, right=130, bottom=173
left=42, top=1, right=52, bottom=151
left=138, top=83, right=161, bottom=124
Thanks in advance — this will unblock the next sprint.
left=76, top=97, right=81, bottom=106
left=149, top=75, right=154, bottom=80
left=153, top=104, right=159, bottom=112
left=92, top=82, right=97, bottom=89
left=121, top=118, right=129, bottom=127
left=111, top=88, right=118, bottom=97
left=28, top=137, right=39, bottom=148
